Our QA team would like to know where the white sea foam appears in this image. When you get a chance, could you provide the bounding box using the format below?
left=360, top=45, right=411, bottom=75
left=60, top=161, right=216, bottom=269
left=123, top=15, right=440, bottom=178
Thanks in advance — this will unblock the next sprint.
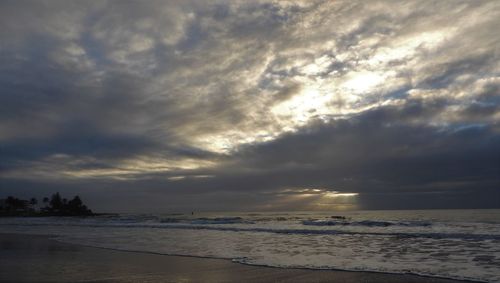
left=1, top=210, right=499, bottom=283
left=302, top=219, right=432, bottom=227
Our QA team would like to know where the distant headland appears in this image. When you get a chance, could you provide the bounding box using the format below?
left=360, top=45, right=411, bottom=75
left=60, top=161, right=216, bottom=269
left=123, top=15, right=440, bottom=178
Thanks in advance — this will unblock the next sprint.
left=0, top=192, right=94, bottom=217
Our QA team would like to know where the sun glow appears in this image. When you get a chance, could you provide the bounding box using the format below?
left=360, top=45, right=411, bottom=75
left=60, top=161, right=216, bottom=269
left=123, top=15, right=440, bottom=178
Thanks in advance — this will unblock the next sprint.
left=284, top=188, right=360, bottom=210
left=271, top=85, right=333, bottom=124
left=281, top=188, right=359, bottom=200
left=324, top=191, right=359, bottom=198
left=342, top=71, right=385, bottom=94
left=368, top=31, right=449, bottom=66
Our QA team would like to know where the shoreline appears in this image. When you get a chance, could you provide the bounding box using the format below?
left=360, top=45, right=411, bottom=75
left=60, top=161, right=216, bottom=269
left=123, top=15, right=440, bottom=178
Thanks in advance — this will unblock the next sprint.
left=0, top=233, right=480, bottom=283
left=62, top=239, right=484, bottom=283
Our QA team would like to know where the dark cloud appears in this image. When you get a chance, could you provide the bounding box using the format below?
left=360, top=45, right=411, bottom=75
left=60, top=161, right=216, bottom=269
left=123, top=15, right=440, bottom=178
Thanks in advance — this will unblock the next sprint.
left=224, top=102, right=499, bottom=187
left=0, top=0, right=499, bottom=211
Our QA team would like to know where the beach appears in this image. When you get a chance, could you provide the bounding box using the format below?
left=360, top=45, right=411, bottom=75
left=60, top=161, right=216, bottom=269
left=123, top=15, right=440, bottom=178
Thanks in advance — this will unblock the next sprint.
left=0, top=233, right=476, bottom=283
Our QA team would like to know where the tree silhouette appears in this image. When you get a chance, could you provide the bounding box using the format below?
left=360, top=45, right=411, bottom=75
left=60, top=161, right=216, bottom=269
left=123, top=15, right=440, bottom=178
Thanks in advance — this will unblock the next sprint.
left=49, top=192, right=63, bottom=212
left=2, top=193, right=93, bottom=216
left=5, top=196, right=27, bottom=212
left=68, top=196, right=82, bottom=208
left=66, top=196, right=92, bottom=215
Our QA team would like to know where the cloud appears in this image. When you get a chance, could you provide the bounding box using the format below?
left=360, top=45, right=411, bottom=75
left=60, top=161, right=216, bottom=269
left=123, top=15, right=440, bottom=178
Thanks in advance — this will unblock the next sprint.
left=0, top=0, right=498, bottom=211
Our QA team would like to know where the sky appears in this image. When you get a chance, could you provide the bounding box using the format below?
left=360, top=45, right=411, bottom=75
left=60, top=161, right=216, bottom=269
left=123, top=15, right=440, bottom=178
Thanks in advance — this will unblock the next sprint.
left=0, top=0, right=499, bottom=212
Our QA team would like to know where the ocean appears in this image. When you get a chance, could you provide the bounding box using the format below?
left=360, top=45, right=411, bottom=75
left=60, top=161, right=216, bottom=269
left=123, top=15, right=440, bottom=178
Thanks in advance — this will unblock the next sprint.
left=1, top=209, right=499, bottom=282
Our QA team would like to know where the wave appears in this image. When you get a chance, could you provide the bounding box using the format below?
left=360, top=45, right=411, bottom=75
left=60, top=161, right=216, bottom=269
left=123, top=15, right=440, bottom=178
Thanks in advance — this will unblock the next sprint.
left=160, top=217, right=252, bottom=224
left=302, top=219, right=432, bottom=227
left=53, top=238, right=491, bottom=283
left=188, top=217, right=253, bottom=224
left=230, top=258, right=489, bottom=283
left=3, top=221, right=500, bottom=241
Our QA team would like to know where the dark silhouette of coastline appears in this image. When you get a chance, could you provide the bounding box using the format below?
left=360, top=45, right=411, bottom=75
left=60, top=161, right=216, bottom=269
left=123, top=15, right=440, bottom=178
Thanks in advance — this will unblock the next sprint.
left=0, top=192, right=94, bottom=217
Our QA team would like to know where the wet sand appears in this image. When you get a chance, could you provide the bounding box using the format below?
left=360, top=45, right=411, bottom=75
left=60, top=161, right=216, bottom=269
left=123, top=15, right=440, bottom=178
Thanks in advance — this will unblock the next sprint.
left=0, top=233, right=476, bottom=283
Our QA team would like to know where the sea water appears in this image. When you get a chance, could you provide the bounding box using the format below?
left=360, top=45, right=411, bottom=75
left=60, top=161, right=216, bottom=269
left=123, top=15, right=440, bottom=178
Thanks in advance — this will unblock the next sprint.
left=1, top=209, right=500, bottom=282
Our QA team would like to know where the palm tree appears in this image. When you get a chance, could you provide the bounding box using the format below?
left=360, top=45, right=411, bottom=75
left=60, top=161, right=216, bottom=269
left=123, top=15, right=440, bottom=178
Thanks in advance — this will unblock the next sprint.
left=50, top=192, right=63, bottom=211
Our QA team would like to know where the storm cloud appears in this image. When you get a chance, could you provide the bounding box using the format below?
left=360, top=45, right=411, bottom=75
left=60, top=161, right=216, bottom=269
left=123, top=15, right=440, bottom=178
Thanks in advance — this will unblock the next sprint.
left=0, top=0, right=499, bottom=212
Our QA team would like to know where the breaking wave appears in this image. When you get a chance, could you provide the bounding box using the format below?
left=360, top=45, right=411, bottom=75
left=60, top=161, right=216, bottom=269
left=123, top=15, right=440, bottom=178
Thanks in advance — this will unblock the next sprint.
left=2, top=220, right=500, bottom=240
left=302, top=219, right=432, bottom=227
